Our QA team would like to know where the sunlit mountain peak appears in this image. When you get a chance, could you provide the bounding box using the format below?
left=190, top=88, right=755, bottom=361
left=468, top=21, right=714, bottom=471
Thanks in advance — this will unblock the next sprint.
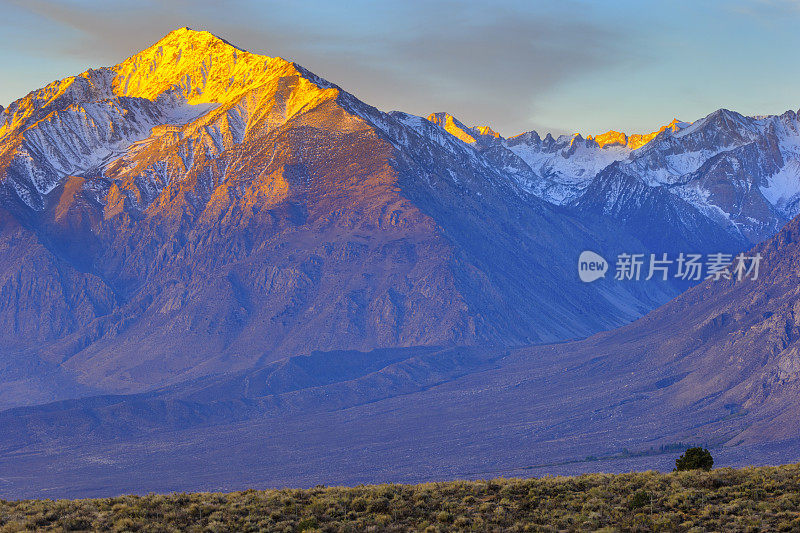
left=585, top=118, right=690, bottom=150
left=588, top=130, right=628, bottom=148
left=111, top=27, right=297, bottom=104
left=426, top=112, right=478, bottom=144
left=425, top=113, right=504, bottom=143
left=473, top=125, right=500, bottom=138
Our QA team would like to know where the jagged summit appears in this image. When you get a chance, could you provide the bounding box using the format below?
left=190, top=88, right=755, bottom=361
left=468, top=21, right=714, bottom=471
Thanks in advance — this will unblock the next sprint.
left=500, top=118, right=692, bottom=153
left=157, top=27, right=244, bottom=49
left=111, top=27, right=294, bottom=104
left=0, top=29, right=347, bottom=212
left=473, top=125, right=501, bottom=138
left=0, top=28, right=318, bottom=142
left=426, top=112, right=478, bottom=143
left=582, top=118, right=689, bottom=149
left=425, top=112, right=504, bottom=143
left=166, top=27, right=248, bottom=52
left=589, top=130, right=628, bottom=148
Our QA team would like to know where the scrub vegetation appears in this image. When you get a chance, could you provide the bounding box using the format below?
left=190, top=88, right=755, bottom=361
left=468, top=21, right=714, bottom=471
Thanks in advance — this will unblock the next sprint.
left=2, top=463, right=800, bottom=531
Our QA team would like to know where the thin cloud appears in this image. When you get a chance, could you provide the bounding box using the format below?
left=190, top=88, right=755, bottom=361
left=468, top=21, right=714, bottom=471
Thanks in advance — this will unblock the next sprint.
left=4, top=0, right=641, bottom=135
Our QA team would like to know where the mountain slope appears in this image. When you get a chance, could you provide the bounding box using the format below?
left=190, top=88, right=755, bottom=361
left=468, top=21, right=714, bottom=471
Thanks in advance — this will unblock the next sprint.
left=0, top=29, right=681, bottom=403
left=4, top=27, right=800, bottom=500
left=557, top=203, right=800, bottom=444
left=4, top=199, right=800, bottom=499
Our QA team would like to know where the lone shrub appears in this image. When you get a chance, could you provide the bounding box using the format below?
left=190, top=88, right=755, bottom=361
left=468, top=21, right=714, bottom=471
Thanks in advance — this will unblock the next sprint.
left=675, top=447, right=714, bottom=471
left=630, top=490, right=651, bottom=510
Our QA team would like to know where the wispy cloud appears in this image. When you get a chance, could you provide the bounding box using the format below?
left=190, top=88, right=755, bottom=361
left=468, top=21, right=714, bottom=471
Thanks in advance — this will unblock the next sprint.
left=3, top=0, right=639, bottom=135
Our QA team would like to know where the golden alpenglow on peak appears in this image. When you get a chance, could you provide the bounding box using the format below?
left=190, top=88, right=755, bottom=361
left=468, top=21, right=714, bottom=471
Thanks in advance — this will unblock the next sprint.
left=0, top=27, right=347, bottom=156
left=666, top=118, right=690, bottom=132
left=111, top=27, right=294, bottom=104
left=426, top=112, right=477, bottom=144
left=627, top=118, right=688, bottom=149
left=587, top=118, right=691, bottom=150
left=588, top=130, right=628, bottom=148
left=474, top=125, right=500, bottom=138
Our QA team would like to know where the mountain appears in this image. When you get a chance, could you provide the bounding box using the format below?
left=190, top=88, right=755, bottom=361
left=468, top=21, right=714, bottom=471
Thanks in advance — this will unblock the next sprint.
left=4, top=210, right=800, bottom=499
left=560, top=204, right=800, bottom=445
left=0, top=28, right=681, bottom=407
left=428, top=108, right=800, bottom=249
left=599, top=108, right=795, bottom=243
left=4, top=27, right=800, bottom=498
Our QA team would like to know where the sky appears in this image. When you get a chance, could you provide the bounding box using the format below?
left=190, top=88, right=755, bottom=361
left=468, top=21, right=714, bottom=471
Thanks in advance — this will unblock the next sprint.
left=1, top=0, right=800, bottom=137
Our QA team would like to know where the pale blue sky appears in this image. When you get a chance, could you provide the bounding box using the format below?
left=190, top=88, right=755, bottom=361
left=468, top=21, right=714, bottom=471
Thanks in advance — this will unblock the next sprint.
left=1, top=0, right=799, bottom=137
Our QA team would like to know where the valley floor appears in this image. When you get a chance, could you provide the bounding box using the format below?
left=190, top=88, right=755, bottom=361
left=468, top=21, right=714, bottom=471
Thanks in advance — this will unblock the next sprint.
left=1, top=464, right=799, bottom=532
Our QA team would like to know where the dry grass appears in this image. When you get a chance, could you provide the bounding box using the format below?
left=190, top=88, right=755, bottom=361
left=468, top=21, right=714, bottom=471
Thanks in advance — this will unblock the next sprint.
left=2, top=464, right=800, bottom=531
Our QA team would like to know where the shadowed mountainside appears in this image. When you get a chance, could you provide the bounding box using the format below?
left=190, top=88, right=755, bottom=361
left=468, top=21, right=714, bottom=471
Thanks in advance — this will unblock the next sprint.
left=3, top=211, right=800, bottom=498
left=0, top=28, right=678, bottom=405
left=4, top=28, right=800, bottom=499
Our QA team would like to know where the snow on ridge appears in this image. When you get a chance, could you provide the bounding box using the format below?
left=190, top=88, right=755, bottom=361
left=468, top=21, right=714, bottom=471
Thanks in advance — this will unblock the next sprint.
left=761, top=159, right=800, bottom=218
left=5, top=25, right=800, bottom=246
left=5, top=92, right=222, bottom=204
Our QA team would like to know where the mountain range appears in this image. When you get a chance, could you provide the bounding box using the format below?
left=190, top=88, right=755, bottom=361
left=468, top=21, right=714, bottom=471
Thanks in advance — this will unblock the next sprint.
left=4, top=211, right=800, bottom=498
left=2, top=28, right=800, bottom=498
left=0, top=28, right=681, bottom=407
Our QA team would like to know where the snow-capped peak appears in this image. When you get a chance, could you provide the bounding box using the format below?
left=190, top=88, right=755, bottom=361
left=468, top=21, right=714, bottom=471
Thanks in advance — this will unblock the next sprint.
left=473, top=125, right=501, bottom=139
left=0, top=28, right=346, bottom=208
left=426, top=112, right=478, bottom=144
left=111, top=28, right=296, bottom=105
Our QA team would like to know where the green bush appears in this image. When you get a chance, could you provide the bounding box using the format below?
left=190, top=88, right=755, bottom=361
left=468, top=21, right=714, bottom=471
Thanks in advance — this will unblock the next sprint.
left=630, top=490, right=651, bottom=509
left=675, top=447, right=714, bottom=471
